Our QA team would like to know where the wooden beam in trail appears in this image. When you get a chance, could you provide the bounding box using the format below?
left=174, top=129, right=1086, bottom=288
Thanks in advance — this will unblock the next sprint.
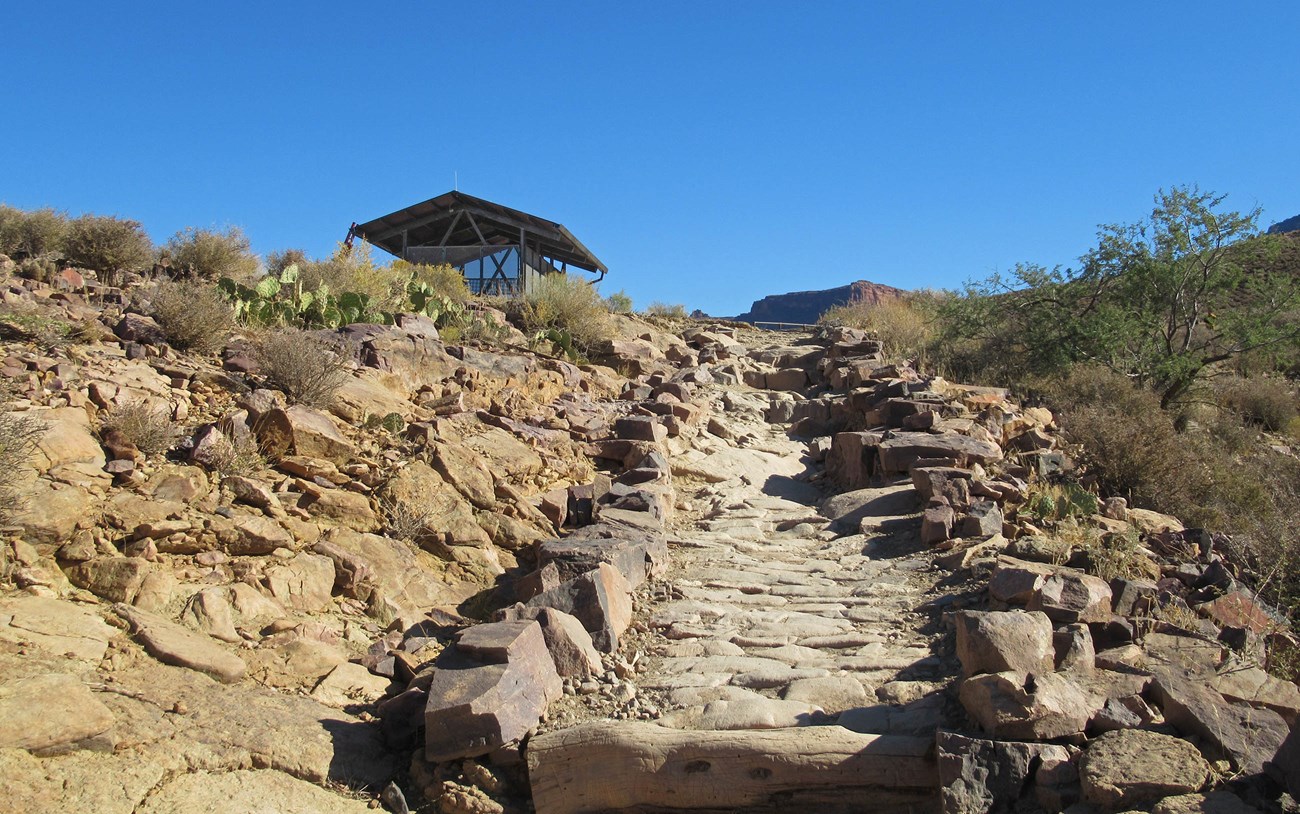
left=526, top=721, right=939, bottom=814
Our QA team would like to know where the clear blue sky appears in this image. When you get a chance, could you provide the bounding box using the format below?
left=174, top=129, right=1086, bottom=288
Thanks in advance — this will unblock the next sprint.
left=3, top=2, right=1298, bottom=317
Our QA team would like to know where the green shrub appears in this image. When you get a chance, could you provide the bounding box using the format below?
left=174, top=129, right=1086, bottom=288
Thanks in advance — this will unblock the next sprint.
left=102, top=400, right=181, bottom=457
left=0, top=206, right=68, bottom=259
left=297, top=243, right=408, bottom=314
left=605, top=290, right=633, bottom=314
left=521, top=273, right=611, bottom=355
left=254, top=329, right=352, bottom=407
left=1218, top=376, right=1298, bottom=432
left=148, top=280, right=233, bottom=354
left=63, top=214, right=153, bottom=285
left=165, top=226, right=259, bottom=283
left=0, top=410, right=45, bottom=521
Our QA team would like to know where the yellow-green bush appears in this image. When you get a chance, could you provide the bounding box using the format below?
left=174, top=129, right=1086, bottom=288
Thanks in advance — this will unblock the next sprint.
left=393, top=260, right=469, bottom=304
left=520, top=273, right=611, bottom=355
left=0, top=206, right=68, bottom=259
left=820, top=293, right=938, bottom=366
left=148, top=280, right=233, bottom=354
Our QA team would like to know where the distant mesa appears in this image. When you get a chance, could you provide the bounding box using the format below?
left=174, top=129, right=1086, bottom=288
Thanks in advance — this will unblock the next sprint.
left=1267, top=213, right=1300, bottom=234
left=734, top=280, right=906, bottom=325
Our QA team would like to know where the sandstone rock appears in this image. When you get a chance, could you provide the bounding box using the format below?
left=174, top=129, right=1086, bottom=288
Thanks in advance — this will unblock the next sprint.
left=511, top=606, right=602, bottom=678
left=954, top=610, right=1055, bottom=678
left=766, top=367, right=808, bottom=391
left=262, top=552, right=336, bottom=613
left=659, top=695, right=821, bottom=730
left=309, top=662, right=393, bottom=709
left=10, top=479, right=95, bottom=548
left=64, top=556, right=153, bottom=603
left=214, top=512, right=296, bottom=555
left=0, top=673, right=115, bottom=753
left=382, top=461, right=491, bottom=547
left=989, top=557, right=1053, bottom=605
left=1150, top=664, right=1289, bottom=774
left=878, top=432, right=1003, bottom=474
left=1268, top=722, right=1300, bottom=798
left=462, top=426, right=543, bottom=479
left=525, top=563, right=632, bottom=652
left=29, top=406, right=105, bottom=474
left=537, top=524, right=667, bottom=588
left=961, top=501, right=1003, bottom=538
left=181, top=587, right=241, bottom=643
left=959, top=670, right=1092, bottom=740
left=1080, top=729, right=1209, bottom=809
left=255, top=406, right=356, bottom=464
left=136, top=769, right=375, bottom=814
left=782, top=675, right=871, bottom=713
left=921, top=502, right=956, bottom=545
left=1054, top=623, right=1096, bottom=673
left=937, top=731, right=1074, bottom=814
left=116, top=604, right=247, bottom=683
left=1210, top=664, right=1300, bottom=725
left=302, top=487, right=380, bottom=532
left=1152, top=791, right=1267, bottom=814
left=430, top=441, right=497, bottom=509
left=318, top=529, right=472, bottom=614
left=424, top=620, right=562, bottom=762
left=1027, top=569, right=1113, bottom=623
left=614, top=415, right=667, bottom=443
left=0, top=595, right=116, bottom=660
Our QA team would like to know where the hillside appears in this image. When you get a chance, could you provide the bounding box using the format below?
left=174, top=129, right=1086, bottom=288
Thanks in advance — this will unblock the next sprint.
left=734, top=279, right=905, bottom=324
left=0, top=245, right=1295, bottom=813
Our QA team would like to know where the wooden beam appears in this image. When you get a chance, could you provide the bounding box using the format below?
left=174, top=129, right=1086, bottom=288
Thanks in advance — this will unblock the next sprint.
left=526, top=722, right=937, bottom=814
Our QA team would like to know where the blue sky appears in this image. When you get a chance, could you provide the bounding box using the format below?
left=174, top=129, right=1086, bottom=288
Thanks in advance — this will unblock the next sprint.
left=3, top=2, right=1298, bottom=317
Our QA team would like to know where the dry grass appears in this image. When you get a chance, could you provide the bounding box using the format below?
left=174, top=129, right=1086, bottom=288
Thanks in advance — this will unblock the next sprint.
left=201, top=431, right=265, bottom=477
left=0, top=411, right=45, bottom=520
left=147, top=280, right=234, bottom=354
left=102, top=400, right=181, bottom=457
left=520, top=273, right=611, bottom=355
left=819, top=294, right=935, bottom=365
left=254, top=329, right=353, bottom=408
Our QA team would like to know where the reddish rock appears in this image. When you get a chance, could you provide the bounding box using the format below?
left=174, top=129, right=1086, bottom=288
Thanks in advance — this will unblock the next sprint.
left=255, top=406, right=356, bottom=464
left=526, top=563, right=632, bottom=652
left=423, top=620, right=562, bottom=762
left=955, top=610, right=1055, bottom=678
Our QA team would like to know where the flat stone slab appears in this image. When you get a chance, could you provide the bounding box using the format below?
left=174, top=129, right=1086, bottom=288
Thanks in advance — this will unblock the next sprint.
left=115, top=604, right=247, bottom=683
left=0, top=673, right=116, bottom=753
left=0, top=596, right=117, bottom=660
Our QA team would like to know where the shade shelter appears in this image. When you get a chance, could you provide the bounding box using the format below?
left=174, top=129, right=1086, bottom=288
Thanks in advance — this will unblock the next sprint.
left=350, top=191, right=607, bottom=296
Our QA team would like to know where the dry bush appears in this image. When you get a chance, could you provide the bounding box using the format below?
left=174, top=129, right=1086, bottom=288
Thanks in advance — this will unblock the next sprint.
left=147, top=280, right=234, bottom=354
left=1217, top=375, right=1298, bottom=432
left=254, top=329, right=352, bottom=407
left=521, top=273, right=611, bottom=354
left=201, top=431, right=265, bottom=477
left=63, top=214, right=153, bottom=285
left=164, top=226, right=259, bottom=283
left=820, top=294, right=936, bottom=365
left=266, top=248, right=308, bottom=276
left=297, top=243, right=407, bottom=313
left=645, top=302, right=687, bottom=319
left=1045, top=365, right=1206, bottom=511
left=102, top=400, right=181, bottom=457
left=0, top=205, right=68, bottom=259
left=380, top=494, right=433, bottom=543
left=0, top=411, right=45, bottom=521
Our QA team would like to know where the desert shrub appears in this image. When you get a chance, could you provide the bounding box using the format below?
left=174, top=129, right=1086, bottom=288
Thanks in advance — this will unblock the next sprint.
left=393, top=260, right=469, bottom=304
left=1044, top=365, right=1207, bottom=511
left=645, top=301, right=687, bottom=319
left=102, top=400, right=181, bottom=457
left=1217, top=376, right=1297, bottom=432
left=297, top=243, right=407, bottom=313
left=0, top=303, right=72, bottom=346
left=520, top=273, right=611, bottom=355
left=147, top=280, right=233, bottom=354
left=201, top=431, right=265, bottom=477
left=605, top=290, right=633, bottom=314
left=1022, top=481, right=1099, bottom=523
left=164, top=226, right=259, bottom=283
left=1083, top=529, right=1154, bottom=582
left=0, top=411, right=46, bottom=520
left=821, top=293, right=937, bottom=366
left=266, top=248, right=308, bottom=276
left=63, top=214, right=153, bottom=285
left=0, top=206, right=68, bottom=259
left=254, top=329, right=352, bottom=407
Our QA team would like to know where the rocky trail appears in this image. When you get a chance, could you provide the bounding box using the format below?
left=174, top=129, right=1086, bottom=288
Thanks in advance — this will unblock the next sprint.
left=0, top=265, right=1296, bottom=814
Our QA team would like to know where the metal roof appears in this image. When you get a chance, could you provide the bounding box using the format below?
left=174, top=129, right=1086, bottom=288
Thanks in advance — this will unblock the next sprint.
left=352, top=191, right=607, bottom=274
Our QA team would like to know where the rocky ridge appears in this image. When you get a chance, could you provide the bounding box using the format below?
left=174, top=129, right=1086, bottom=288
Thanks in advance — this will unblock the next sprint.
left=0, top=262, right=1296, bottom=814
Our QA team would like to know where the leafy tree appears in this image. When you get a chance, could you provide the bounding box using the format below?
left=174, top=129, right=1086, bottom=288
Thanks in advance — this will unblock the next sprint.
left=945, top=186, right=1300, bottom=407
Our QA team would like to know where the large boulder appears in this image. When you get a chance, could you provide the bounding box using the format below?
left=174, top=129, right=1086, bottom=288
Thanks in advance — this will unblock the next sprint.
left=423, top=620, right=562, bottom=761
left=64, top=556, right=154, bottom=604
left=0, top=673, right=116, bottom=753
left=959, top=670, right=1092, bottom=740
left=937, top=731, right=1075, bottom=814
left=954, top=610, right=1055, bottom=678
left=525, top=563, right=633, bottom=652
left=115, top=604, right=247, bottom=683
left=255, top=406, right=356, bottom=464
left=1080, top=729, right=1209, bottom=809
left=877, top=431, right=1003, bottom=474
